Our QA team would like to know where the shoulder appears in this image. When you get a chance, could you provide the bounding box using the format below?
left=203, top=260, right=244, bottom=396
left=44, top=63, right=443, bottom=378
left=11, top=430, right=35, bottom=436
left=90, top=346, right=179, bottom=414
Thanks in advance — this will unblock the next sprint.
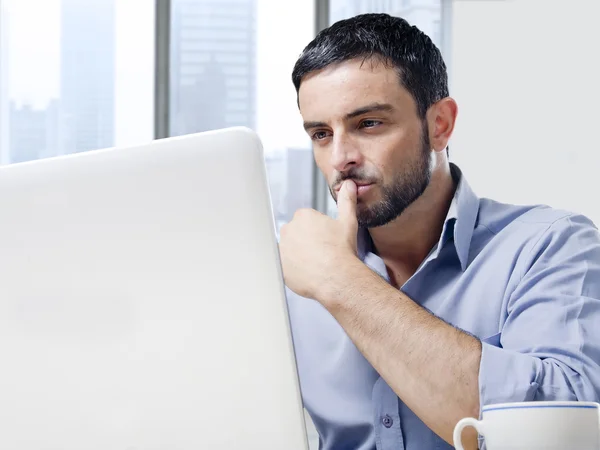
left=477, top=197, right=595, bottom=231
left=474, top=198, right=600, bottom=275
left=477, top=198, right=597, bottom=241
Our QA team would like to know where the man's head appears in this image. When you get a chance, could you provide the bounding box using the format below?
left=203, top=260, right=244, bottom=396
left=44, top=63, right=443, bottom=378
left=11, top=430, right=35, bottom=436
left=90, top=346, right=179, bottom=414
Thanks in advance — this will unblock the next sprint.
left=292, top=13, right=456, bottom=228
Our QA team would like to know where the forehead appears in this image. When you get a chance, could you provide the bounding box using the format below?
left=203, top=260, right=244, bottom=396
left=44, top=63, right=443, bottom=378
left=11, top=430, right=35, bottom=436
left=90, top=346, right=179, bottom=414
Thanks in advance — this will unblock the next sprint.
left=298, top=58, right=416, bottom=120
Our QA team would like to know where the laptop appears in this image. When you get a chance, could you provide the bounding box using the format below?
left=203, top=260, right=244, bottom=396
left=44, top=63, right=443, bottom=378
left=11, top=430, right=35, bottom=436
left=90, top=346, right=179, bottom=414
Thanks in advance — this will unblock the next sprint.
left=0, top=127, right=309, bottom=450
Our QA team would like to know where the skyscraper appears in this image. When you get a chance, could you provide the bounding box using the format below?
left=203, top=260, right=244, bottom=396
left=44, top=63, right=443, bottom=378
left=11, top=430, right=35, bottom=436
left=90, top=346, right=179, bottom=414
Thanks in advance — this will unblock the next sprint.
left=60, top=0, right=116, bottom=155
left=9, top=102, right=46, bottom=163
left=170, top=0, right=257, bottom=137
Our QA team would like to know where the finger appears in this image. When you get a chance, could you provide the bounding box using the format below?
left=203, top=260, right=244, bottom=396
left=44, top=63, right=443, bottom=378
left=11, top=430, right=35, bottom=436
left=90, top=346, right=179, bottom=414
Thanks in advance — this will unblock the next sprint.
left=337, top=179, right=358, bottom=230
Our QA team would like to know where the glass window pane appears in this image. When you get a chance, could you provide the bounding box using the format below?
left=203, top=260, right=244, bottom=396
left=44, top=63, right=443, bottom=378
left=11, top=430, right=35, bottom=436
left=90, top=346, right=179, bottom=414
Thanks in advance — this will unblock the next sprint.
left=0, top=0, right=155, bottom=165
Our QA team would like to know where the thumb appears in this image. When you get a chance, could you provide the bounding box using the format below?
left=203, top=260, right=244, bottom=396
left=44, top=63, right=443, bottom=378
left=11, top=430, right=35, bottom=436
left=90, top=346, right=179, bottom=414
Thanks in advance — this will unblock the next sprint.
left=337, top=179, right=358, bottom=230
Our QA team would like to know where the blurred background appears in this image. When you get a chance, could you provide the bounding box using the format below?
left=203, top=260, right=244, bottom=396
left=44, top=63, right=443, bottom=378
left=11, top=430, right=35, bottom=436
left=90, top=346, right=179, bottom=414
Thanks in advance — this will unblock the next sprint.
left=0, top=0, right=598, bottom=447
left=1, top=0, right=598, bottom=230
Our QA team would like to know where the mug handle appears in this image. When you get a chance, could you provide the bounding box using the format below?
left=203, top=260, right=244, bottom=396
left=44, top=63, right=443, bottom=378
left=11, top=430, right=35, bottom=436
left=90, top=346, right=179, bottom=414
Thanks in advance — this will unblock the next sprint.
left=453, top=417, right=484, bottom=450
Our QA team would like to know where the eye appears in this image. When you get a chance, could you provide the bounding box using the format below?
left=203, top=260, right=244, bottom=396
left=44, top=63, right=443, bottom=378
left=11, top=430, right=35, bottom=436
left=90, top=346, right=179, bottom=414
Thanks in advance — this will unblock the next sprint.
left=359, top=119, right=382, bottom=129
left=311, top=130, right=331, bottom=141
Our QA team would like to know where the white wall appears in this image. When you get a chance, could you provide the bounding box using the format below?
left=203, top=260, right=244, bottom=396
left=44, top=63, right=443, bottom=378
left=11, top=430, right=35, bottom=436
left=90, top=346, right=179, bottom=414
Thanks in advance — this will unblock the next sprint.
left=450, top=0, right=600, bottom=226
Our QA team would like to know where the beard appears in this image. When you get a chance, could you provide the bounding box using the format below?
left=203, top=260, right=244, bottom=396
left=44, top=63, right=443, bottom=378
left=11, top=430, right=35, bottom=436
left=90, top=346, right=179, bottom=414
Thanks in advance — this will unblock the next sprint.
left=330, top=121, right=432, bottom=228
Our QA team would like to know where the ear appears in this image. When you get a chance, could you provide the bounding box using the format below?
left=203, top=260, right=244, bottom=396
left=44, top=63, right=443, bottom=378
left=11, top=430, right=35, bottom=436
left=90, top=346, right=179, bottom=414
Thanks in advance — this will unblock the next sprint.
left=427, top=97, right=458, bottom=153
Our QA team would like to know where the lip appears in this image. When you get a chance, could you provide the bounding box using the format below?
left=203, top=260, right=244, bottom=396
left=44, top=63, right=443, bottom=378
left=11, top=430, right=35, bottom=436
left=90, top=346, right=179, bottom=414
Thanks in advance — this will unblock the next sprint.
left=334, top=182, right=374, bottom=194
left=356, top=184, right=373, bottom=196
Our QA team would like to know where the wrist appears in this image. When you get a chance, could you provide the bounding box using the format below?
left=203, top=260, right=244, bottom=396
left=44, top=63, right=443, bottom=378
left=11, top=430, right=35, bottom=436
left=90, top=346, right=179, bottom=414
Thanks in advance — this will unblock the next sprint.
left=316, top=256, right=375, bottom=309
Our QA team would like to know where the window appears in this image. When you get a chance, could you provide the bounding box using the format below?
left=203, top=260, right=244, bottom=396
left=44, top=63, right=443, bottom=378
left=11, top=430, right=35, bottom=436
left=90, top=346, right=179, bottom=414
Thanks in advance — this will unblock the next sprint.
left=0, top=0, right=155, bottom=165
left=169, top=0, right=315, bottom=239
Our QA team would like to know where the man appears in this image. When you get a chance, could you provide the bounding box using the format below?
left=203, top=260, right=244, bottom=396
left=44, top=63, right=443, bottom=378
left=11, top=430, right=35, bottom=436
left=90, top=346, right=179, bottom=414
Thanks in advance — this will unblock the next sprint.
left=278, top=13, right=600, bottom=450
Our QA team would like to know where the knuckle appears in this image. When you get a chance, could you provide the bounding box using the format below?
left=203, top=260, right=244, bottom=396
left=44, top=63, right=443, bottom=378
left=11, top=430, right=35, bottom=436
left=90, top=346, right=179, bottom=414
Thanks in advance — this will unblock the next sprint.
left=293, top=208, right=309, bottom=219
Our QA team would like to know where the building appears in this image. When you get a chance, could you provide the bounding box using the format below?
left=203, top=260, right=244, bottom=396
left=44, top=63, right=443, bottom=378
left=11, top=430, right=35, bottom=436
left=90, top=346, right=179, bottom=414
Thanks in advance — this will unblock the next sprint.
left=60, top=0, right=116, bottom=155
left=9, top=103, right=42, bottom=163
left=8, top=100, right=60, bottom=164
left=42, top=99, right=61, bottom=160
left=285, top=147, right=313, bottom=221
left=170, top=0, right=257, bottom=136
left=264, top=147, right=313, bottom=231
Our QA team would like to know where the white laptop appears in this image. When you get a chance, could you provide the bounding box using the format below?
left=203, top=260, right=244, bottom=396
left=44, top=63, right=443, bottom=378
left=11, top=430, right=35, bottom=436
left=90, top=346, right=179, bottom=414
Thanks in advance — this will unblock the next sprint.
left=0, top=127, right=309, bottom=450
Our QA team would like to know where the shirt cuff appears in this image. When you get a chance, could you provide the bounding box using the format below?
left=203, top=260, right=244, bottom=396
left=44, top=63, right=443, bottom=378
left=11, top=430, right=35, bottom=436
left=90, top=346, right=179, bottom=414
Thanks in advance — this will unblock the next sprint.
left=478, top=342, right=540, bottom=412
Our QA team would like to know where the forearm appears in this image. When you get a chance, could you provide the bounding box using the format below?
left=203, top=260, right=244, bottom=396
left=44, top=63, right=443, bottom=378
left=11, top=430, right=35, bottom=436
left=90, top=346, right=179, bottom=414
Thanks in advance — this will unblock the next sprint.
left=321, top=260, right=481, bottom=448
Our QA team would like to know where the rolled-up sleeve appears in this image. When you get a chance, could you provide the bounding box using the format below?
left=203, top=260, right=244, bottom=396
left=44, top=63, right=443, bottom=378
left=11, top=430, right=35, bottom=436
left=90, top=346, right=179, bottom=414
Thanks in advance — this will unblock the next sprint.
left=478, top=213, right=600, bottom=408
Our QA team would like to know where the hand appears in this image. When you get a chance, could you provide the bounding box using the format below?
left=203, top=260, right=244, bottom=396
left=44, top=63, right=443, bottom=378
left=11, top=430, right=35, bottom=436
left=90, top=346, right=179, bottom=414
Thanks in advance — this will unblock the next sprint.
left=279, top=180, right=362, bottom=301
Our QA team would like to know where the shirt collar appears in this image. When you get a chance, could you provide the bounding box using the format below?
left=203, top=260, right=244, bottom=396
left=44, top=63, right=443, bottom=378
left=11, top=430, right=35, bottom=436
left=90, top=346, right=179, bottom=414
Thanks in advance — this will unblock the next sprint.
left=446, top=163, right=479, bottom=270
left=357, top=163, right=479, bottom=271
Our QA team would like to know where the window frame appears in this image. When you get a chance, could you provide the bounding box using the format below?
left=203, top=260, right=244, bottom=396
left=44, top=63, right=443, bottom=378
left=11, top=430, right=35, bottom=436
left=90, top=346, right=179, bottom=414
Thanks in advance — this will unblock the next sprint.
left=154, top=0, right=171, bottom=140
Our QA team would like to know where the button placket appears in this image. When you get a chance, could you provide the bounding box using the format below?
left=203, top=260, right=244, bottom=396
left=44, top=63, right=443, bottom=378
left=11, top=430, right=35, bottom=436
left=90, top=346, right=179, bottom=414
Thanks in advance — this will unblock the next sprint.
left=372, top=377, right=405, bottom=449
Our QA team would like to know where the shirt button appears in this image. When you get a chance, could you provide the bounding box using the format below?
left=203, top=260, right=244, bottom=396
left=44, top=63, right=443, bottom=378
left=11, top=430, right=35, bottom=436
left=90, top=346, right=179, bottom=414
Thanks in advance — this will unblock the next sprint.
left=382, top=414, right=393, bottom=428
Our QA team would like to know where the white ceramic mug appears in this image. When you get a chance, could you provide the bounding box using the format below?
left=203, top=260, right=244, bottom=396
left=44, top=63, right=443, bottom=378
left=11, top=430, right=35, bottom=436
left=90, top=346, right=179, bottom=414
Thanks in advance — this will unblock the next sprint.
left=453, top=401, right=600, bottom=450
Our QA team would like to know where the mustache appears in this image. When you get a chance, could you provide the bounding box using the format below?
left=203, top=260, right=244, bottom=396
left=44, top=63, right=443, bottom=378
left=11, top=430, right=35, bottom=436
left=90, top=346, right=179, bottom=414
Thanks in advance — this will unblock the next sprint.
left=331, top=169, right=378, bottom=191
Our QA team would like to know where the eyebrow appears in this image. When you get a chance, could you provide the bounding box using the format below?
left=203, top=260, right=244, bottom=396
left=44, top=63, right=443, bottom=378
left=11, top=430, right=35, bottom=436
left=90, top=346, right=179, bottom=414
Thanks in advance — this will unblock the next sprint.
left=303, top=102, right=395, bottom=131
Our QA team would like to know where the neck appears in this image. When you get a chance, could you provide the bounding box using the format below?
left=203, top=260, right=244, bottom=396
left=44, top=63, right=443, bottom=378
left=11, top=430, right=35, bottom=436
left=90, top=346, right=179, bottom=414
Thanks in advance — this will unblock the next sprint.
left=368, top=158, right=456, bottom=283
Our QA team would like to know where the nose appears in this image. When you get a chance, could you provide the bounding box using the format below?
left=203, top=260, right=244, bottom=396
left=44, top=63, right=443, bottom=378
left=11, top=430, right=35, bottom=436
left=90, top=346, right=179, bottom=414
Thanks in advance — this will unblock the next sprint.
left=330, top=133, right=363, bottom=173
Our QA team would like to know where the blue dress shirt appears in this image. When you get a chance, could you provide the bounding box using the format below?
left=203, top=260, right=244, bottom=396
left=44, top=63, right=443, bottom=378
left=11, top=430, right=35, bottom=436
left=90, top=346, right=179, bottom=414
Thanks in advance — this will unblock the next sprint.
left=285, top=164, right=600, bottom=450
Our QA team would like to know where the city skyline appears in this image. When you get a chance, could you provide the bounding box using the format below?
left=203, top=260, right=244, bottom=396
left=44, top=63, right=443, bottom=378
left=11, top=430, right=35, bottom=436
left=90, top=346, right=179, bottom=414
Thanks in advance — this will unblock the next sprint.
left=0, top=0, right=313, bottom=162
left=0, top=0, right=315, bottom=236
left=1, top=0, right=440, bottom=144
left=3, top=0, right=260, bottom=164
left=5, top=0, right=117, bottom=163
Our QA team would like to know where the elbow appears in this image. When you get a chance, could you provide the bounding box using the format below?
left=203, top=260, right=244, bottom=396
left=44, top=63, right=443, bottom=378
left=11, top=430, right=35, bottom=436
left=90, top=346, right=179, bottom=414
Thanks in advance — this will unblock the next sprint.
left=532, top=358, right=600, bottom=403
left=478, top=343, right=600, bottom=408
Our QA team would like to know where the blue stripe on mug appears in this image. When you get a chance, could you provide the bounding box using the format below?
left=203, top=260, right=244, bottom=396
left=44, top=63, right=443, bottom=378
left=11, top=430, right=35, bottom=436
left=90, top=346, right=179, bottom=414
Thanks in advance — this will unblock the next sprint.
left=483, top=404, right=598, bottom=412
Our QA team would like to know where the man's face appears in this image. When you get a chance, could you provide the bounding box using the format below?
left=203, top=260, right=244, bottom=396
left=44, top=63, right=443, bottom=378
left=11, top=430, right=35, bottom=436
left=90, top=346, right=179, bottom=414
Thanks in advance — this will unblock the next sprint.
left=298, top=58, right=432, bottom=228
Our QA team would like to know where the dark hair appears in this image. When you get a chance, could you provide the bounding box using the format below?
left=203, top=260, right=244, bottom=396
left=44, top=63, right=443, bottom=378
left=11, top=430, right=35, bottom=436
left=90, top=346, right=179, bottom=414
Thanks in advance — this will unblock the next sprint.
left=291, top=13, right=449, bottom=120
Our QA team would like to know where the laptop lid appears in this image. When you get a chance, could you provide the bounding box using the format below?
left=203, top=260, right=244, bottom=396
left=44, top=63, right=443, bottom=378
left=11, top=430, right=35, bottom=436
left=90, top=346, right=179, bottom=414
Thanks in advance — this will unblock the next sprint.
left=0, top=127, right=308, bottom=450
